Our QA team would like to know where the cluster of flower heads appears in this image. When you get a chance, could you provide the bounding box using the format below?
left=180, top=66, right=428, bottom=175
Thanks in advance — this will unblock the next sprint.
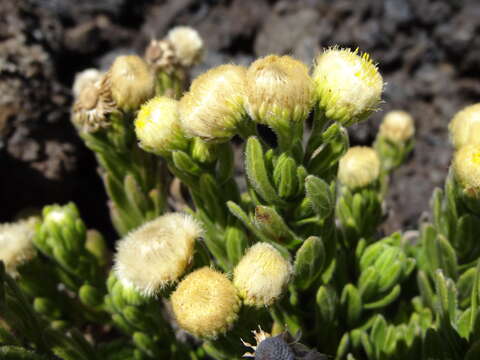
left=72, top=27, right=204, bottom=132
left=113, top=213, right=293, bottom=339
left=134, top=48, right=385, bottom=154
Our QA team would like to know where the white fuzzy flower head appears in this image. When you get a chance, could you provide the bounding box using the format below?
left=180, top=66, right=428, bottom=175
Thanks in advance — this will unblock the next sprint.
left=449, top=104, right=480, bottom=150
left=171, top=267, right=240, bottom=339
left=0, top=218, right=37, bottom=277
left=72, top=68, right=103, bottom=99
left=114, top=213, right=202, bottom=297
left=134, top=96, right=189, bottom=156
left=108, top=55, right=154, bottom=112
left=379, top=110, right=415, bottom=143
left=179, top=64, right=247, bottom=142
left=167, top=26, right=204, bottom=67
left=233, top=242, right=293, bottom=307
left=246, top=55, right=315, bottom=127
left=338, top=146, right=380, bottom=189
left=453, top=144, right=480, bottom=200
left=313, top=48, right=384, bottom=126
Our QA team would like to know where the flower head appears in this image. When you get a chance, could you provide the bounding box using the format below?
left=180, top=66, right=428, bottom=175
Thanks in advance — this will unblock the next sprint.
left=72, top=68, right=103, bottom=99
left=179, top=64, right=248, bottom=142
left=107, top=55, right=154, bottom=112
left=167, top=26, right=204, bottom=67
left=379, top=110, right=415, bottom=143
left=0, top=218, right=37, bottom=277
left=246, top=55, right=314, bottom=127
left=338, top=146, right=380, bottom=189
left=449, top=104, right=480, bottom=149
left=453, top=144, right=480, bottom=200
left=313, top=48, right=383, bottom=126
left=171, top=267, right=240, bottom=338
left=114, top=213, right=202, bottom=297
left=233, top=242, right=292, bottom=307
left=134, top=96, right=189, bottom=155
left=72, top=75, right=116, bottom=132
left=145, top=39, right=177, bottom=73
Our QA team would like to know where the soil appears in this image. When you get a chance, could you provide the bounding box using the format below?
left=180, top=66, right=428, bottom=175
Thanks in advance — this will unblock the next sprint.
left=1, top=0, right=480, bottom=241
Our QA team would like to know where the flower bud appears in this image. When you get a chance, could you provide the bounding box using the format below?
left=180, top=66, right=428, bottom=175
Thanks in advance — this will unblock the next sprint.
left=379, top=110, right=415, bottom=143
left=134, top=96, right=189, bottom=155
left=233, top=242, right=292, bottom=307
left=179, top=64, right=248, bottom=142
left=0, top=218, right=37, bottom=277
left=449, top=104, right=480, bottom=149
left=107, top=55, right=154, bottom=112
left=453, top=144, right=480, bottom=200
left=313, top=48, right=383, bottom=126
left=167, top=26, right=204, bottom=67
left=246, top=55, right=314, bottom=126
left=171, top=267, right=240, bottom=339
left=114, top=213, right=202, bottom=297
left=338, top=146, right=380, bottom=189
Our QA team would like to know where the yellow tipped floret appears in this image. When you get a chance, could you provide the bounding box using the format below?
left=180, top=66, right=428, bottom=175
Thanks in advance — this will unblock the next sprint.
left=246, top=55, right=314, bottom=126
left=108, top=55, right=154, bottom=112
left=379, top=110, right=415, bottom=143
left=313, top=48, right=383, bottom=126
left=0, top=218, right=37, bottom=277
left=179, top=64, right=248, bottom=142
left=167, top=26, right=204, bottom=67
left=449, top=104, right=480, bottom=149
left=171, top=267, right=240, bottom=339
left=338, top=146, right=380, bottom=189
left=114, top=213, right=202, bottom=297
left=134, top=96, right=189, bottom=155
left=233, top=242, right=292, bottom=307
left=453, top=144, right=480, bottom=199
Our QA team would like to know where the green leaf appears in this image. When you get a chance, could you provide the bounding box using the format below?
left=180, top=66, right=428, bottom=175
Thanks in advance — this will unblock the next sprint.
left=305, top=175, right=335, bottom=220
left=253, top=205, right=302, bottom=249
left=215, top=143, right=235, bottom=184
left=434, top=270, right=458, bottom=322
left=273, top=154, right=299, bottom=199
left=172, top=150, right=203, bottom=176
left=124, top=175, right=149, bottom=221
left=423, top=224, right=458, bottom=280
left=199, top=174, right=227, bottom=226
left=132, top=332, right=160, bottom=358
left=370, top=314, right=388, bottom=352
left=363, top=285, right=401, bottom=310
left=225, top=225, right=249, bottom=266
left=457, top=267, right=476, bottom=309
left=417, top=270, right=436, bottom=310
left=316, top=285, right=337, bottom=324
left=294, top=237, right=325, bottom=290
left=469, top=260, right=480, bottom=337
left=245, top=136, right=285, bottom=206
left=358, top=267, right=379, bottom=302
left=341, top=284, right=362, bottom=327
left=226, top=201, right=270, bottom=244
left=336, top=333, right=350, bottom=359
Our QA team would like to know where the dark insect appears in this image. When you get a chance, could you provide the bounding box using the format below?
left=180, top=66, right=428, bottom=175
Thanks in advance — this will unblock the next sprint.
left=242, top=327, right=329, bottom=360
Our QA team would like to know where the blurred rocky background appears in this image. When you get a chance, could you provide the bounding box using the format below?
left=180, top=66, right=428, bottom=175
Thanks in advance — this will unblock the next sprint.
left=1, top=0, right=479, bottom=238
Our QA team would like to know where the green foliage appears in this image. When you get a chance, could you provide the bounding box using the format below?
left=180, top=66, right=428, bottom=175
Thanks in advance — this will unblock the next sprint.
left=2, top=35, right=479, bottom=360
